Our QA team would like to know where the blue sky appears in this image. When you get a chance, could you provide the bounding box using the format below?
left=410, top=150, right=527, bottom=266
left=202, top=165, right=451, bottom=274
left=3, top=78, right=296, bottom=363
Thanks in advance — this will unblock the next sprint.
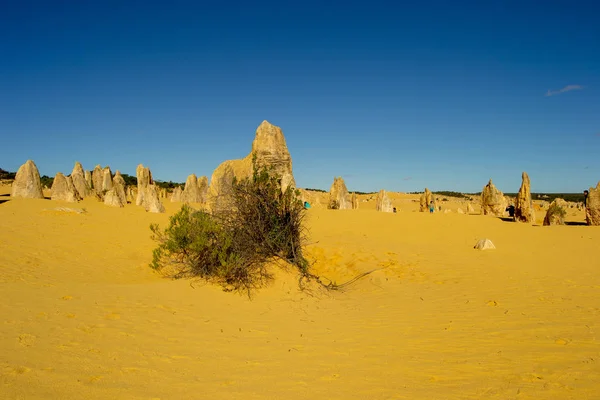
left=1, top=1, right=599, bottom=193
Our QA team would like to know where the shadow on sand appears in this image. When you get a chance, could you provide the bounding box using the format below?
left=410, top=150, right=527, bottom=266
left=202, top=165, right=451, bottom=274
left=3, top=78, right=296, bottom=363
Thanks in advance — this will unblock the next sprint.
left=565, top=221, right=588, bottom=226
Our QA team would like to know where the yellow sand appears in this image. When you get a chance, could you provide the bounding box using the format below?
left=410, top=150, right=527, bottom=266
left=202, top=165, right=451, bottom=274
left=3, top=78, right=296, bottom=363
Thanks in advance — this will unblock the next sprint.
left=1, top=188, right=599, bottom=399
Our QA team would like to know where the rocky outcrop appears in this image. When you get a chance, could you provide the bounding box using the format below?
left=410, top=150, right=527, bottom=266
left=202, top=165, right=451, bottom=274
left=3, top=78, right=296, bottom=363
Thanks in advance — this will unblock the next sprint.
left=104, top=171, right=127, bottom=207
left=181, top=174, right=205, bottom=203
left=198, top=176, right=208, bottom=202
left=585, top=182, right=600, bottom=226
left=11, top=160, right=44, bottom=199
left=474, top=239, right=495, bottom=250
left=144, top=184, right=165, bottom=213
left=84, top=170, right=92, bottom=189
left=71, top=162, right=92, bottom=198
left=135, top=164, right=164, bottom=213
left=543, top=198, right=567, bottom=226
left=135, top=164, right=153, bottom=206
left=101, top=167, right=113, bottom=192
left=208, top=120, right=295, bottom=211
left=514, top=172, right=534, bottom=223
left=91, top=165, right=103, bottom=194
left=51, top=172, right=80, bottom=202
left=376, top=190, right=393, bottom=212
left=419, top=188, right=435, bottom=212
left=171, top=186, right=183, bottom=202
left=466, top=202, right=474, bottom=214
left=481, top=179, right=507, bottom=216
left=328, top=177, right=351, bottom=210
left=351, top=192, right=359, bottom=210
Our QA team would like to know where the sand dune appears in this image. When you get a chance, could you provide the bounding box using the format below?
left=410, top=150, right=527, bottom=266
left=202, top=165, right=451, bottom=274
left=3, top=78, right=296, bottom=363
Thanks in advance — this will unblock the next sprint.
left=1, top=188, right=599, bottom=399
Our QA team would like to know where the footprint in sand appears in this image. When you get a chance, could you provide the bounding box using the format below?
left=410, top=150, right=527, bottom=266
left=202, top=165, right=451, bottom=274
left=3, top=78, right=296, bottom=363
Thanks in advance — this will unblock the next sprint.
left=18, top=333, right=36, bottom=347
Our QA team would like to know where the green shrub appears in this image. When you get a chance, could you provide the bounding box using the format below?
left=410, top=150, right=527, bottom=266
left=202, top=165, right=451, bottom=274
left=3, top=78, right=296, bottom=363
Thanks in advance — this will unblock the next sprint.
left=150, top=156, right=311, bottom=294
left=547, top=202, right=566, bottom=218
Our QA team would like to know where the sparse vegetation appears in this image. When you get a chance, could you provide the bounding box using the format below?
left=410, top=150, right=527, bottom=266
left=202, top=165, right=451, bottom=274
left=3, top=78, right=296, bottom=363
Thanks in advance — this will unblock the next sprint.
left=547, top=202, right=567, bottom=218
left=0, top=168, right=16, bottom=180
left=40, top=175, right=54, bottom=188
left=150, top=156, right=326, bottom=295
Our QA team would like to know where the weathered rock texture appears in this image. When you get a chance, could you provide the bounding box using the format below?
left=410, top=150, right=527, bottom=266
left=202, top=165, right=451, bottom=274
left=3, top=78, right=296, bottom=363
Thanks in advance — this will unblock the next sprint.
left=11, top=160, right=44, bottom=199
left=466, top=202, right=474, bottom=214
left=84, top=170, right=92, bottom=189
left=135, top=164, right=164, bottom=213
left=51, top=172, right=81, bottom=202
left=376, top=190, right=393, bottom=212
left=197, top=176, right=208, bottom=202
left=514, top=172, right=534, bottom=223
left=135, top=164, right=153, bottom=206
left=481, top=179, right=507, bottom=216
left=104, top=171, right=127, bottom=207
left=101, top=167, right=113, bottom=192
left=208, top=120, right=295, bottom=211
left=543, top=198, right=567, bottom=226
left=474, top=239, right=496, bottom=250
left=181, top=174, right=206, bottom=203
left=351, top=192, right=359, bottom=210
left=91, top=165, right=103, bottom=194
left=329, top=177, right=351, bottom=210
left=71, top=162, right=92, bottom=198
left=144, top=184, right=165, bottom=213
left=171, top=186, right=183, bottom=202
left=585, top=182, right=600, bottom=226
left=419, top=188, right=435, bottom=212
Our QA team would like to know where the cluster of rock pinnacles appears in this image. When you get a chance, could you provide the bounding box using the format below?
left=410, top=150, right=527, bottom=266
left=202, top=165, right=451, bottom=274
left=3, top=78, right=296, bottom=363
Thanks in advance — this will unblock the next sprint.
left=8, top=120, right=600, bottom=225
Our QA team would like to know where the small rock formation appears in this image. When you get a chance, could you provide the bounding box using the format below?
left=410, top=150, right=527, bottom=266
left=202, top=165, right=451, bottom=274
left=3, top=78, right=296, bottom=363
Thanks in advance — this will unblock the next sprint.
left=127, top=187, right=137, bottom=204
left=251, top=120, right=295, bottom=191
left=376, top=189, right=393, bottom=212
left=171, top=186, right=183, bottom=202
left=481, top=179, right=507, bottom=216
left=514, top=172, right=534, bottom=223
left=474, top=239, right=496, bottom=250
left=328, top=177, right=351, bottom=210
left=91, top=165, right=103, bottom=194
left=419, top=188, right=435, bottom=212
left=181, top=174, right=204, bottom=203
left=71, top=162, right=92, bottom=198
left=135, top=164, right=164, bottom=213
left=543, top=198, right=567, bottom=226
left=135, top=164, right=152, bottom=206
left=84, top=170, right=92, bottom=189
left=11, top=160, right=44, bottom=199
left=466, top=202, right=474, bottom=214
left=101, top=167, right=113, bottom=192
left=457, top=208, right=464, bottom=214
left=208, top=120, right=295, bottom=211
left=51, top=172, right=81, bottom=202
left=144, top=184, right=165, bottom=213
left=585, top=182, right=600, bottom=226
left=198, top=176, right=208, bottom=202
left=104, top=171, right=127, bottom=208
left=351, top=192, right=359, bottom=210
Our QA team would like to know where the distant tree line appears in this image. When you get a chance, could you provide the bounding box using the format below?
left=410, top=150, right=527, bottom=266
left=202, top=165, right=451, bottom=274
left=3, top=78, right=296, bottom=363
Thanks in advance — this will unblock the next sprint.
left=0, top=168, right=15, bottom=180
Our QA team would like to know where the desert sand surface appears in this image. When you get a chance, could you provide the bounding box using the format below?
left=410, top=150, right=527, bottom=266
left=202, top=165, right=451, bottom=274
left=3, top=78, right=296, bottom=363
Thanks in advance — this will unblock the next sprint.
left=1, top=186, right=599, bottom=399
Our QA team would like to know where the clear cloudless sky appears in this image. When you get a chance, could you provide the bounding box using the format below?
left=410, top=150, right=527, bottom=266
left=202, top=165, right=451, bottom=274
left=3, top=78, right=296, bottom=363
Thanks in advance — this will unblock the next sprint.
left=1, top=0, right=599, bottom=193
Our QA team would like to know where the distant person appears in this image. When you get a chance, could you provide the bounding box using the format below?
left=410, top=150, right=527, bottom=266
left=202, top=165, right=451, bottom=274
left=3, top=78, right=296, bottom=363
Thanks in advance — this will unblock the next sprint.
left=393, top=207, right=397, bottom=213
left=506, top=204, right=515, bottom=217
left=304, top=201, right=311, bottom=209
left=429, top=201, right=435, bottom=214
left=583, top=190, right=589, bottom=208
